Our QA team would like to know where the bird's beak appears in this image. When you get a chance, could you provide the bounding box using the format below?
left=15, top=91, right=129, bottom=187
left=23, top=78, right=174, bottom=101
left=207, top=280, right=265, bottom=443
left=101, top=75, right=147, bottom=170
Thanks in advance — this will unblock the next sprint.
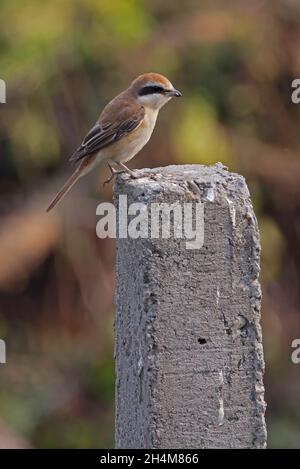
left=167, top=89, right=182, bottom=97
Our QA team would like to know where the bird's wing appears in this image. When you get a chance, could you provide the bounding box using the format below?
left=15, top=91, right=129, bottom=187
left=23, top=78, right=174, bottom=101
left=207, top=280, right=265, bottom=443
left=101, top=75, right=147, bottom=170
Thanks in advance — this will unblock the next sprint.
left=69, top=103, right=145, bottom=164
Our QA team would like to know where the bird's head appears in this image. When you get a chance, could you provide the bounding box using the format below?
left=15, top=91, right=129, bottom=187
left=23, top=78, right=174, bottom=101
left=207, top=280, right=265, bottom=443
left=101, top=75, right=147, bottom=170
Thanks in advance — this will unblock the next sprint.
left=129, top=73, right=182, bottom=110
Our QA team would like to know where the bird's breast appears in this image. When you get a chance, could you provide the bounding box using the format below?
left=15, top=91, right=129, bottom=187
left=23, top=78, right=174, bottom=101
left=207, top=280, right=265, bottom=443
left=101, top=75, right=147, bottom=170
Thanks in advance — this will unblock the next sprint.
left=102, top=108, right=158, bottom=164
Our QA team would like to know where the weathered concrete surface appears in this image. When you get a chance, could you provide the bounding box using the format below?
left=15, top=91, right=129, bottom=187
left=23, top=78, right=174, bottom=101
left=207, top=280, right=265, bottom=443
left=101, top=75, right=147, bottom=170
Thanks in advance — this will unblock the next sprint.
left=114, top=164, right=266, bottom=449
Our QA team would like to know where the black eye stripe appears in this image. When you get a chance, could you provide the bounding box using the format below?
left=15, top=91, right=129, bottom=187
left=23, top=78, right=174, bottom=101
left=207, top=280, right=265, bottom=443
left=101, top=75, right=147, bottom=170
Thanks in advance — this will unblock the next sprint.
left=139, top=85, right=165, bottom=96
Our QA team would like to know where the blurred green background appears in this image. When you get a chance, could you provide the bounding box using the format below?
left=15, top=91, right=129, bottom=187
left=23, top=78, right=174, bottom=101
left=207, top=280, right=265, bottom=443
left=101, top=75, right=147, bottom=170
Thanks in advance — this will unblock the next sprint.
left=0, top=0, right=300, bottom=448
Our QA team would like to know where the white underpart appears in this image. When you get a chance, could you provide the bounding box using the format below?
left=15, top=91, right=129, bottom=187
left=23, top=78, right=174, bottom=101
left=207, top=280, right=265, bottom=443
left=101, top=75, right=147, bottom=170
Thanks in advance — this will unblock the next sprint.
left=113, top=107, right=159, bottom=164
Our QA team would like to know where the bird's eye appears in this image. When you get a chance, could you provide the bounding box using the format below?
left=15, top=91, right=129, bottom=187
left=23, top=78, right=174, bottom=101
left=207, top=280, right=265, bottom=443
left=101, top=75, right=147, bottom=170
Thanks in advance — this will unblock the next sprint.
left=139, top=85, right=165, bottom=96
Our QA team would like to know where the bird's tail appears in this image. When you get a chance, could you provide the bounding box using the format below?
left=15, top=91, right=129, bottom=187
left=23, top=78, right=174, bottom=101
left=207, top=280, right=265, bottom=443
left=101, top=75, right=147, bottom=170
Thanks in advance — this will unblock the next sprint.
left=46, top=166, right=83, bottom=212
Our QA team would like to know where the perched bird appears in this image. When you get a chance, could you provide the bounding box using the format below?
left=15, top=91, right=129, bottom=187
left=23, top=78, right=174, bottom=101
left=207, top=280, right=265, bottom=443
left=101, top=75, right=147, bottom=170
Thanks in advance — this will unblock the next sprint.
left=46, top=72, right=182, bottom=212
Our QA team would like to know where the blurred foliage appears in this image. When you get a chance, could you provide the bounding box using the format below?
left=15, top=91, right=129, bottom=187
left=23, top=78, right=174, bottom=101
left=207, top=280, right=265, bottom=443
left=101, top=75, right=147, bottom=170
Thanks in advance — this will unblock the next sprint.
left=1, top=0, right=300, bottom=448
left=174, top=96, right=230, bottom=165
left=260, top=216, right=284, bottom=284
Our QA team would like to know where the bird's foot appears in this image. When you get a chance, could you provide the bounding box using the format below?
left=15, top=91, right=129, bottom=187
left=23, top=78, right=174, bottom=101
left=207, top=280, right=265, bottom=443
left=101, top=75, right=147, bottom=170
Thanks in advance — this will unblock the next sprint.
left=103, top=163, right=126, bottom=187
left=117, top=163, right=138, bottom=179
left=102, top=172, right=125, bottom=187
left=128, top=171, right=138, bottom=179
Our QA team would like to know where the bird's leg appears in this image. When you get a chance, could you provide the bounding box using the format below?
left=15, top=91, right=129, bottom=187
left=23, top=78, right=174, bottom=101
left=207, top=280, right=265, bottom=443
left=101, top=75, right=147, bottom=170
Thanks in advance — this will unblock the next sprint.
left=117, top=162, right=138, bottom=179
left=103, top=162, right=126, bottom=187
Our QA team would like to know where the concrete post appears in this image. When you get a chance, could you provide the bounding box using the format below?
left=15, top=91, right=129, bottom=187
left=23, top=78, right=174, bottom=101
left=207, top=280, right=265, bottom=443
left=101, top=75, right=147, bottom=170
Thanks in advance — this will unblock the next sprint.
left=114, top=164, right=266, bottom=449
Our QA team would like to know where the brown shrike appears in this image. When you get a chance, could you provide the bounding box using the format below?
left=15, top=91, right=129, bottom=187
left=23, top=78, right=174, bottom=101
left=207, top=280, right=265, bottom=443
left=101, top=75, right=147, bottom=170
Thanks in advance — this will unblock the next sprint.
left=46, top=73, right=182, bottom=212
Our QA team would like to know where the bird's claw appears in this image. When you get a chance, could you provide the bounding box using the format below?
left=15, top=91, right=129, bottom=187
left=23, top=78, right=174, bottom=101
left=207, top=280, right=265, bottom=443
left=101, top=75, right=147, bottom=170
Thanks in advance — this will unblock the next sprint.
left=103, top=162, right=139, bottom=187
left=102, top=176, right=113, bottom=187
left=103, top=170, right=127, bottom=187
